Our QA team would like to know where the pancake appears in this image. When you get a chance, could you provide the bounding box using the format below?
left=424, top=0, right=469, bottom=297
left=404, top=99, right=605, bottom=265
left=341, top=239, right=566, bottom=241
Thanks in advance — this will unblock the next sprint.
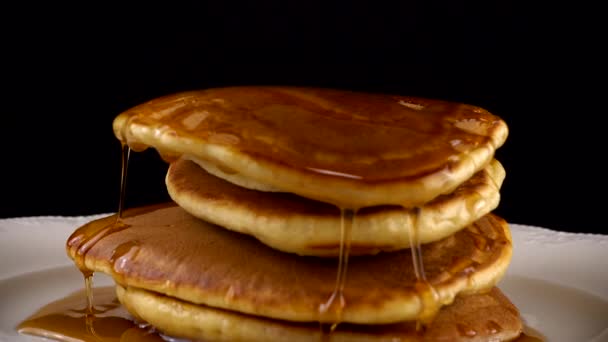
left=117, top=285, right=522, bottom=342
left=113, top=86, right=508, bottom=207
left=166, top=158, right=506, bottom=256
left=66, top=205, right=512, bottom=324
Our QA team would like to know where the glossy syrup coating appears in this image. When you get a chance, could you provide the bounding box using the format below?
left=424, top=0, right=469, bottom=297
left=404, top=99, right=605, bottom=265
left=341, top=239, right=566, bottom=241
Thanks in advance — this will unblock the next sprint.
left=113, top=87, right=508, bottom=207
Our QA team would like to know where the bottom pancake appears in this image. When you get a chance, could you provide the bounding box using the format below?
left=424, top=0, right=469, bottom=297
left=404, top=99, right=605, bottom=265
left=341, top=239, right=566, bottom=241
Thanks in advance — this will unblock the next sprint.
left=117, top=284, right=522, bottom=342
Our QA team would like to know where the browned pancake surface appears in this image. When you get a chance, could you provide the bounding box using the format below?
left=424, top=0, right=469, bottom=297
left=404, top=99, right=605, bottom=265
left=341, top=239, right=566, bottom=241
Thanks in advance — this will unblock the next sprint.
left=118, top=285, right=522, bottom=342
left=66, top=205, right=511, bottom=324
left=115, top=87, right=504, bottom=181
left=166, top=158, right=505, bottom=255
left=113, top=87, right=508, bottom=207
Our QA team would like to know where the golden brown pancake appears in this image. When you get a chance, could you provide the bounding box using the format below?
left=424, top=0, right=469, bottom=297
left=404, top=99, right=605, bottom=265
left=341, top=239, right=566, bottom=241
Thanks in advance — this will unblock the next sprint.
left=117, top=285, right=522, bottom=342
left=66, top=206, right=512, bottom=324
left=166, top=158, right=505, bottom=256
left=113, top=86, right=508, bottom=207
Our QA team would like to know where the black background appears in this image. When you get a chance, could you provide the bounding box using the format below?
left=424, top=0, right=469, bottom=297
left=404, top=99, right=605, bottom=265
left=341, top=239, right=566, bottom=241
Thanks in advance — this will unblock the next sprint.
left=2, top=3, right=604, bottom=234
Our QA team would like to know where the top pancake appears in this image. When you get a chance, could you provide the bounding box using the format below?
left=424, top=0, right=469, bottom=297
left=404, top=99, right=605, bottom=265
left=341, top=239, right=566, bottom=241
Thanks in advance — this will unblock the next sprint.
left=113, top=86, right=508, bottom=207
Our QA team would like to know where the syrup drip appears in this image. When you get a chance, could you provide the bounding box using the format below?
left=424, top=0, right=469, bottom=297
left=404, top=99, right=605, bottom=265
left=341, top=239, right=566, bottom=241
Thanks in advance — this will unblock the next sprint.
left=117, top=144, right=131, bottom=219
left=319, top=208, right=356, bottom=332
left=73, top=143, right=133, bottom=336
left=407, top=207, right=440, bottom=329
left=82, top=271, right=97, bottom=339
left=70, top=220, right=130, bottom=273
left=408, top=208, right=426, bottom=281
left=83, top=273, right=94, bottom=315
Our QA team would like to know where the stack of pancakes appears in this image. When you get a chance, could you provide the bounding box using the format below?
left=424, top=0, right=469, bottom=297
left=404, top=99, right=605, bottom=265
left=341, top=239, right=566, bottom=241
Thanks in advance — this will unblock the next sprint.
left=66, top=87, right=522, bottom=341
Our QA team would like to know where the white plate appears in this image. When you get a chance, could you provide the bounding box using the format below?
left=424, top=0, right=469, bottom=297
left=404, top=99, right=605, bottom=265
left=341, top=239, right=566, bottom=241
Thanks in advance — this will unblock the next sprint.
left=0, top=216, right=607, bottom=342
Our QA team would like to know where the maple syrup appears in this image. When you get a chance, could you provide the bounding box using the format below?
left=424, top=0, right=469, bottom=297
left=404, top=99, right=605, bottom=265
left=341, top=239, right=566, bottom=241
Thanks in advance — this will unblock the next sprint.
left=16, top=87, right=524, bottom=341
left=117, top=144, right=131, bottom=219
left=407, top=207, right=440, bottom=329
left=319, top=208, right=356, bottom=332
left=17, top=286, right=165, bottom=342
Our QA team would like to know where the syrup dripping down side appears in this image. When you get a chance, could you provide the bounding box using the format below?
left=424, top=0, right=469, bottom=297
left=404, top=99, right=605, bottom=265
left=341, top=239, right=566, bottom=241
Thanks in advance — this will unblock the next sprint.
left=82, top=145, right=132, bottom=315
left=22, top=144, right=137, bottom=341
left=117, top=144, right=131, bottom=219
left=18, top=143, right=178, bottom=341
left=407, top=207, right=440, bottom=330
left=318, top=205, right=443, bottom=338
left=83, top=272, right=94, bottom=330
left=319, top=208, right=356, bottom=334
